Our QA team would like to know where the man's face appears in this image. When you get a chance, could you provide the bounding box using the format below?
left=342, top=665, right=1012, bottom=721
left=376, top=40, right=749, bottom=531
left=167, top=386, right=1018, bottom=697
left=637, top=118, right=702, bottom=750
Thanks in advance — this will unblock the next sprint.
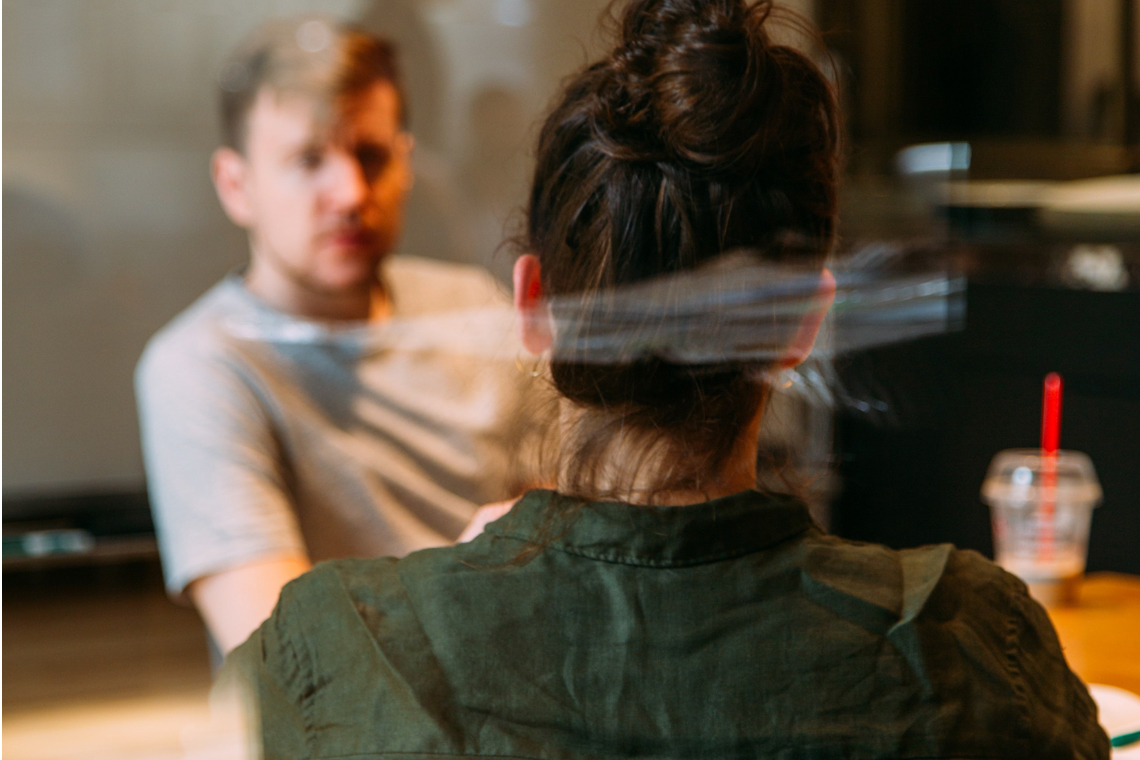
left=221, top=81, right=411, bottom=302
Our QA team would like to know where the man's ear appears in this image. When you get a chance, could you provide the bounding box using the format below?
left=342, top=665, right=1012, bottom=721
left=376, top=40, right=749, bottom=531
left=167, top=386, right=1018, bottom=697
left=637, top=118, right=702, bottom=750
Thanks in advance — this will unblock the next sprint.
left=211, top=147, right=254, bottom=228
left=401, top=132, right=416, bottom=194
left=781, top=268, right=836, bottom=368
left=513, top=254, right=552, bottom=354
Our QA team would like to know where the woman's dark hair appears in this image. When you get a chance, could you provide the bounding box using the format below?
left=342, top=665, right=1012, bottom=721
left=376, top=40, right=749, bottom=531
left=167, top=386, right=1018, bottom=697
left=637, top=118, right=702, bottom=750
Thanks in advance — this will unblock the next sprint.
left=526, top=0, right=841, bottom=501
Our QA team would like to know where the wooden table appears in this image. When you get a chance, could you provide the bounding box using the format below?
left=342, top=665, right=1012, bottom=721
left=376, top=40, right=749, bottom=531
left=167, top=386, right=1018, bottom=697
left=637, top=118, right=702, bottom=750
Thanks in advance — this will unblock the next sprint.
left=1047, top=573, right=1140, bottom=695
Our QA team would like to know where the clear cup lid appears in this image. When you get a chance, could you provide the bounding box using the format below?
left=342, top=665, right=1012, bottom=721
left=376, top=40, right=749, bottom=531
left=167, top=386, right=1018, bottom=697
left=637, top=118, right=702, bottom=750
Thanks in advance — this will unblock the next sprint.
left=981, top=448, right=1102, bottom=506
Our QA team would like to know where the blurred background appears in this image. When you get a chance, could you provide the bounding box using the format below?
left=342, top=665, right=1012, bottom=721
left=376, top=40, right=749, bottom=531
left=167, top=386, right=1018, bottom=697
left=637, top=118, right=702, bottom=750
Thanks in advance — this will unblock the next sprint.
left=3, top=0, right=1138, bottom=757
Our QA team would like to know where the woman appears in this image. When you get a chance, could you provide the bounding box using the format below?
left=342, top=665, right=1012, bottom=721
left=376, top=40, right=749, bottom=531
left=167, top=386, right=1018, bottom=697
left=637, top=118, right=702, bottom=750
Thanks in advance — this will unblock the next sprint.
left=223, top=1, right=1108, bottom=757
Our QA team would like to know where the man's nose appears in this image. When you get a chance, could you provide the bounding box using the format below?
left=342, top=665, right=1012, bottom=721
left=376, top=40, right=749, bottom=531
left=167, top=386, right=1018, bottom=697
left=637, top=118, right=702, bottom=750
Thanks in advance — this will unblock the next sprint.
left=324, top=151, right=369, bottom=211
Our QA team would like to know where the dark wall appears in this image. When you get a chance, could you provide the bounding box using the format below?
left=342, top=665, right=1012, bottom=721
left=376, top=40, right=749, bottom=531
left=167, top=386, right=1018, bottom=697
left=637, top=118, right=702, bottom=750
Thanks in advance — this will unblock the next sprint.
left=900, top=0, right=1064, bottom=138
left=832, top=282, right=1140, bottom=574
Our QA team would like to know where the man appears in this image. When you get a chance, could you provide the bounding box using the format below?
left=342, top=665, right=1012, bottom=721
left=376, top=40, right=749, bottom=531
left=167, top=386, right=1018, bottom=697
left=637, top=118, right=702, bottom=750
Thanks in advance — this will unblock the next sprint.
left=136, top=17, right=541, bottom=653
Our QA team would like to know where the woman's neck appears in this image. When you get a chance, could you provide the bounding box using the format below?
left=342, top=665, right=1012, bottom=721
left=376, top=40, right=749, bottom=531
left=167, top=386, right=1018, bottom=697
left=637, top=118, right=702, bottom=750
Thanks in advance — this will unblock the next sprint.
left=555, top=402, right=763, bottom=507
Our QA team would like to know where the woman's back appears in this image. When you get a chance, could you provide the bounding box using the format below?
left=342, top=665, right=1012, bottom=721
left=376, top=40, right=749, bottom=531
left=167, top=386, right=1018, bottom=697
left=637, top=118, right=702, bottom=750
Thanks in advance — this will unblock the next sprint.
left=228, top=489, right=1106, bottom=759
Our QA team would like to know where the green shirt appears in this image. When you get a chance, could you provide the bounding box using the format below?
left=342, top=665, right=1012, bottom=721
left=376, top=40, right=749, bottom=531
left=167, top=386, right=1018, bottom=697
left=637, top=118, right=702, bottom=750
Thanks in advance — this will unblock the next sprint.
left=223, top=489, right=1108, bottom=759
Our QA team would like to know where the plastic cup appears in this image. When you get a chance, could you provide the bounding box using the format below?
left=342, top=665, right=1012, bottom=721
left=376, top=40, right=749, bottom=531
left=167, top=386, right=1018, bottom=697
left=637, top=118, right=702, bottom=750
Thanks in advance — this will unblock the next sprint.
left=981, top=449, right=1102, bottom=606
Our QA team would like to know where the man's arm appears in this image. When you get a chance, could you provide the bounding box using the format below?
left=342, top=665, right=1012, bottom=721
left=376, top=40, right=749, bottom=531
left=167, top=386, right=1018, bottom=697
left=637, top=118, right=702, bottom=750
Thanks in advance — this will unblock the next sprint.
left=189, top=555, right=312, bottom=654
left=203, top=495, right=523, bottom=654
left=136, top=330, right=311, bottom=649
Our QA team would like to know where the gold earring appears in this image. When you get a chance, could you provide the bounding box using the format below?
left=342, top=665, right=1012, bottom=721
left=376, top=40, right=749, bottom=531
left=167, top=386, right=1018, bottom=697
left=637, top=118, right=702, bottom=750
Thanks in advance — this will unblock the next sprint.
left=516, top=355, right=542, bottom=378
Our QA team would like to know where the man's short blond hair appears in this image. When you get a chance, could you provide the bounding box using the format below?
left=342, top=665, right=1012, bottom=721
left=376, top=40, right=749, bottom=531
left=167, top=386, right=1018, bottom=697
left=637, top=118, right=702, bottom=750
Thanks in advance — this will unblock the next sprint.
left=218, top=16, right=406, bottom=153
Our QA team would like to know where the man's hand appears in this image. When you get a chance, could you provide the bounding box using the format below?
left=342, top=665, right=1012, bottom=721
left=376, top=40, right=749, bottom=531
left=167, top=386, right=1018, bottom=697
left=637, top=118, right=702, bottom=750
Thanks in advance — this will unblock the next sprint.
left=188, top=555, right=312, bottom=654
left=456, top=499, right=518, bottom=543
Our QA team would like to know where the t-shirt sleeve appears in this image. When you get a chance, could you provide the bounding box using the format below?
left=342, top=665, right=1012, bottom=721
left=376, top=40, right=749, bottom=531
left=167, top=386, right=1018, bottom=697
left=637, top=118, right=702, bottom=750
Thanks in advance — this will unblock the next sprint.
left=136, top=334, right=307, bottom=597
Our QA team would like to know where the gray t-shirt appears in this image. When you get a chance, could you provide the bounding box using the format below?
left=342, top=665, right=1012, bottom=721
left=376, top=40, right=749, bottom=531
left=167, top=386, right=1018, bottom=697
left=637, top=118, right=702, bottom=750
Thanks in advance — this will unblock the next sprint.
left=136, top=256, right=544, bottom=596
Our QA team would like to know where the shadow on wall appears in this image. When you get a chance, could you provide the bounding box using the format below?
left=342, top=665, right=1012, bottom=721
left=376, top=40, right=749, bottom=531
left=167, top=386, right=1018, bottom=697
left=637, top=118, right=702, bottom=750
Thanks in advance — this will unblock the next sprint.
left=357, top=0, right=445, bottom=152
left=460, top=84, right=533, bottom=284
left=2, top=184, right=119, bottom=491
left=3, top=185, right=86, bottom=294
left=358, top=0, right=476, bottom=271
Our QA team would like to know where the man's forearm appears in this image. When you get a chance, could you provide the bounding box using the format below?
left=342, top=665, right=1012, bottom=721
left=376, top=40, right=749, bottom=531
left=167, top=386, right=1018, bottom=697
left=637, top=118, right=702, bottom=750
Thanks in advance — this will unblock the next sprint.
left=188, top=555, right=312, bottom=654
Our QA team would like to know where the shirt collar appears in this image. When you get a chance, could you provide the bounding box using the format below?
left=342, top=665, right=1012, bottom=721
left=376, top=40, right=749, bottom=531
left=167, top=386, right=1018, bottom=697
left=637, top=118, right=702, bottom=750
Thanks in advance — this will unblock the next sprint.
left=218, top=271, right=376, bottom=347
left=484, top=489, right=816, bottom=567
left=217, top=268, right=516, bottom=361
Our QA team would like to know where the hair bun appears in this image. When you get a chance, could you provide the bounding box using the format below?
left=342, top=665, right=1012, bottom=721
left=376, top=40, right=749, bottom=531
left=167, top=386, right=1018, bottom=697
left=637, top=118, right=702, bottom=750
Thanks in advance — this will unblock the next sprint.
left=594, top=0, right=825, bottom=175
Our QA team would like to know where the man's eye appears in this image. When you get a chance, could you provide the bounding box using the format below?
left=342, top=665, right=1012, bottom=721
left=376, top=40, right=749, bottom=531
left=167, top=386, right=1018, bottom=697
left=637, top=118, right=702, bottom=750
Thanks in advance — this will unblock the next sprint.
left=298, top=149, right=324, bottom=170
left=357, top=146, right=391, bottom=177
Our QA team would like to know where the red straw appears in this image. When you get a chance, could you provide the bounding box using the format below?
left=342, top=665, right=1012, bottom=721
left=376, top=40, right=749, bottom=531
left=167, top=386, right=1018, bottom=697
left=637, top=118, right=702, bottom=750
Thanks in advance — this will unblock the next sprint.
left=1041, top=373, right=1062, bottom=454
left=1038, top=373, right=1062, bottom=559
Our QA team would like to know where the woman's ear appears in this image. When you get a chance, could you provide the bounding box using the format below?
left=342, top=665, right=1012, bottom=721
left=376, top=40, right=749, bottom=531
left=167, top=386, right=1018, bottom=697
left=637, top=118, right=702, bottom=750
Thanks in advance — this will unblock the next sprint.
left=781, top=268, right=836, bottom=368
left=513, top=254, right=552, bottom=354
left=211, top=147, right=254, bottom=228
